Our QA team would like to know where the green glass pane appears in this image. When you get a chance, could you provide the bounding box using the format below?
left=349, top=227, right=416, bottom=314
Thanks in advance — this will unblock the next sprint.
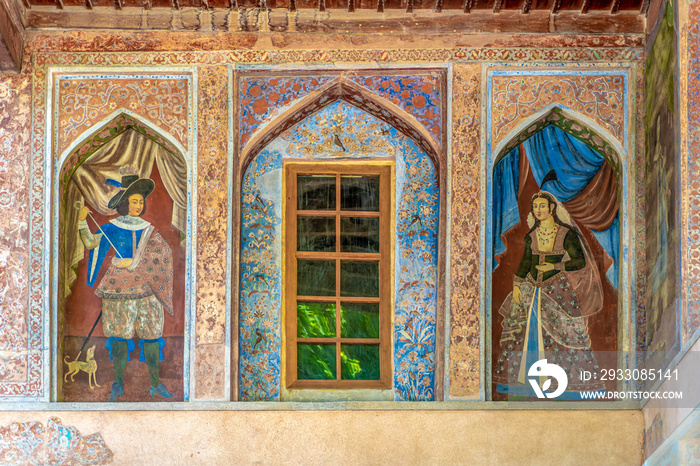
left=341, top=302, right=379, bottom=338
left=298, top=216, right=336, bottom=252
left=340, top=176, right=380, bottom=211
left=341, top=345, right=380, bottom=380
left=340, top=261, right=379, bottom=297
left=340, top=217, right=379, bottom=253
left=297, top=302, right=336, bottom=338
left=297, top=260, right=335, bottom=296
left=298, top=175, right=336, bottom=211
left=298, top=344, right=337, bottom=380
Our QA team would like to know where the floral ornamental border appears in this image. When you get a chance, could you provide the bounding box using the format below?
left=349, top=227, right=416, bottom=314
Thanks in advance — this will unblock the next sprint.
left=32, top=47, right=645, bottom=71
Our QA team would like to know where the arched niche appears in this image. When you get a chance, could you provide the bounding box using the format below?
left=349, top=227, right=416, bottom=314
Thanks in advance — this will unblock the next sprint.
left=237, top=88, right=443, bottom=402
left=54, top=112, right=190, bottom=403
left=488, top=106, right=626, bottom=401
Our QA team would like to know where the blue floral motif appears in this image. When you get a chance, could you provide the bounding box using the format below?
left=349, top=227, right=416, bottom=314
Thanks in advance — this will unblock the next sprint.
left=240, top=101, right=438, bottom=401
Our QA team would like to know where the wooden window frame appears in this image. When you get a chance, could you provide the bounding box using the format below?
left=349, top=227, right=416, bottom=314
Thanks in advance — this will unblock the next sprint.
left=284, top=162, right=393, bottom=390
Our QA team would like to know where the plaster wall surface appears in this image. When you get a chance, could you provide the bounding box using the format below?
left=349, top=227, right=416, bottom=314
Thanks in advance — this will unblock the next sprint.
left=0, top=409, right=644, bottom=465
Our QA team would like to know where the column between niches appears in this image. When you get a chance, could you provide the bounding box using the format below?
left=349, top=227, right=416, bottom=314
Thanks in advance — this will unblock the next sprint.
left=194, top=66, right=230, bottom=400
left=447, top=63, right=482, bottom=400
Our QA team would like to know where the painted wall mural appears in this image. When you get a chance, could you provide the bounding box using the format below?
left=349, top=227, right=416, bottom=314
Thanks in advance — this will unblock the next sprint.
left=491, top=126, right=620, bottom=399
left=239, top=98, right=440, bottom=401
left=0, top=417, right=112, bottom=465
left=645, top=0, right=679, bottom=368
left=0, top=76, right=36, bottom=397
left=55, top=75, right=190, bottom=403
left=685, top=0, right=700, bottom=342
left=0, top=33, right=646, bottom=401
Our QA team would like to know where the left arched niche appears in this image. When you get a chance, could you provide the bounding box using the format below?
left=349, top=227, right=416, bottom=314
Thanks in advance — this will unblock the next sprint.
left=56, top=114, right=188, bottom=402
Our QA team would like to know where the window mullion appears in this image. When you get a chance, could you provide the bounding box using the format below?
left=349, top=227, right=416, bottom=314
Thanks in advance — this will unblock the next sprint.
left=335, top=173, right=341, bottom=381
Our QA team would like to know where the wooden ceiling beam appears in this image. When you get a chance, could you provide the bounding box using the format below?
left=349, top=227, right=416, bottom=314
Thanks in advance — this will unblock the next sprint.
left=144, top=0, right=151, bottom=9
left=0, top=0, right=25, bottom=72
left=21, top=0, right=30, bottom=9
left=580, top=0, right=590, bottom=13
left=348, top=0, right=355, bottom=13
left=522, top=0, right=532, bottom=14
left=493, top=0, right=502, bottom=13
left=55, top=0, right=63, bottom=9
left=377, top=0, right=384, bottom=13
left=551, top=0, right=562, bottom=14
left=171, top=0, right=180, bottom=9
left=114, top=0, right=123, bottom=9
left=85, top=0, right=93, bottom=9
left=406, top=0, right=413, bottom=13
left=23, top=8, right=646, bottom=34
left=435, top=0, right=443, bottom=13
left=463, top=0, right=473, bottom=13
left=610, top=0, right=620, bottom=14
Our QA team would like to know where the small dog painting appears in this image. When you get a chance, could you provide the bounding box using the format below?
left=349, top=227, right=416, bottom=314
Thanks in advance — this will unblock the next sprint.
left=64, top=345, right=100, bottom=389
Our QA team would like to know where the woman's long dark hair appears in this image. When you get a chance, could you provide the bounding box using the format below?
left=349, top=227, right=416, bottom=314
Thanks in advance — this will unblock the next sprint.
left=116, top=195, right=147, bottom=217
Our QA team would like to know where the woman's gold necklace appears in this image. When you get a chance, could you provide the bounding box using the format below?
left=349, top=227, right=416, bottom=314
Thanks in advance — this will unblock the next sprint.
left=536, top=223, right=559, bottom=246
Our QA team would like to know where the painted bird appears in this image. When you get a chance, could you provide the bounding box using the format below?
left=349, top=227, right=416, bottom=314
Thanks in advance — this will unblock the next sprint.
left=408, top=213, right=423, bottom=229
left=333, top=134, right=347, bottom=152
left=254, top=273, right=269, bottom=285
left=253, top=328, right=267, bottom=349
left=404, top=317, right=414, bottom=333
left=255, top=193, right=266, bottom=209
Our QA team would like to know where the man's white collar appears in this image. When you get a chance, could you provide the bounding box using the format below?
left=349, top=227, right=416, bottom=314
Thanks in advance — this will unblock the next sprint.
left=110, top=216, right=151, bottom=231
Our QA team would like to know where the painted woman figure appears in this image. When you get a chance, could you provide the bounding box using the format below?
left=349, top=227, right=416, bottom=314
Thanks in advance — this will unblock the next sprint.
left=78, top=169, right=175, bottom=401
left=494, top=191, right=605, bottom=395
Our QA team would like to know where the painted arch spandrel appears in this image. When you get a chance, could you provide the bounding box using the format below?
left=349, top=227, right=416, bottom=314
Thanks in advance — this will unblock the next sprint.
left=58, top=123, right=187, bottom=403
left=491, top=124, right=619, bottom=401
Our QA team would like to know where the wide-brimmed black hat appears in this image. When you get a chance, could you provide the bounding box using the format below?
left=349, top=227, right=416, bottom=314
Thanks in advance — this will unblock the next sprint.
left=107, top=174, right=155, bottom=209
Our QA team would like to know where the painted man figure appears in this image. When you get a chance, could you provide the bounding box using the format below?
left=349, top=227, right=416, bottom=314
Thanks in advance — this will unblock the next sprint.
left=79, top=169, right=175, bottom=401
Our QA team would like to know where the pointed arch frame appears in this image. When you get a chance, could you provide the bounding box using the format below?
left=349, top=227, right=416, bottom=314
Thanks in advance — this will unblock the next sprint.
left=484, top=93, right=637, bottom=402
left=239, top=77, right=444, bottom=184
left=233, top=70, right=448, bottom=401
left=50, top=109, right=195, bottom=403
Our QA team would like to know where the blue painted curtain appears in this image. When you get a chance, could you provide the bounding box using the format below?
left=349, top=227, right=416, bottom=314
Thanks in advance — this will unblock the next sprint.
left=492, top=125, right=619, bottom=288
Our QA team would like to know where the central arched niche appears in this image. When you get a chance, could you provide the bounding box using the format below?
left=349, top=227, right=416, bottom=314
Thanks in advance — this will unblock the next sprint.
left=239, top=99, right=440, bottom=401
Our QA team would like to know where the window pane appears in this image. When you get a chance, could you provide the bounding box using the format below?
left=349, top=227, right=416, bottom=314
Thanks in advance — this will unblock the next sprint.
left=341, top=345, right=380, bottom=380
left=340, top=176, right=380, bottom=211
left=341, top=302, right=379, bottom=338
left=297, top=260, right=336, bottom=296
left=298, top=344, right=337, bottom=380
left=297, top=302, right=336, bottom=338
left=298, top=176, right=336, bottom=211
left=340, top=261, right=379, bottom=297
left=340, top=217, right=379, bottom=253
left=298, top=216, right=336, bottom=252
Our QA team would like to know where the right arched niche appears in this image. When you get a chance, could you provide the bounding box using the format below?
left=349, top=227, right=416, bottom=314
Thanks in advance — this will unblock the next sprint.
left=490, top=109, right=621, bottom=401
